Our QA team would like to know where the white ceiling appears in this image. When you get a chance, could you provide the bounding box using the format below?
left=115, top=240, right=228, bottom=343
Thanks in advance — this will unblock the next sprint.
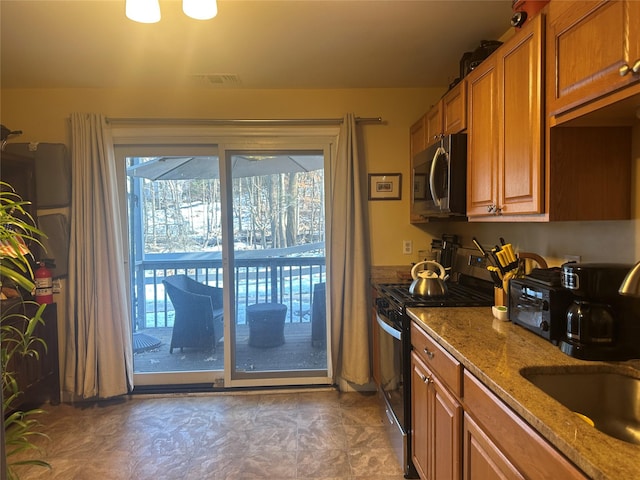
left=0, top=0, right=513, bottom=90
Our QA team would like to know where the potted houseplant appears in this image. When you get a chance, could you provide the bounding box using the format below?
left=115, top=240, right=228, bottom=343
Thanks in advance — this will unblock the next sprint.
left=1, top=181, right=50, bottom=479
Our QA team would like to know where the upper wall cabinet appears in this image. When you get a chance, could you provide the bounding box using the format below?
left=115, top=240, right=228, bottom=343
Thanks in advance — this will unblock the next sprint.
left=411, top=81, right=468, bottom=157
left=466, top=53, right=499, bottom=218
left=410, top=115, right=427, bottom=159
left=467, top=14, right=544, bottom=220
left=547, top=0, right=640, bottom=118
left=442, top=81, right=467, bottom=137
left=464, top=2, right=632, bottom=223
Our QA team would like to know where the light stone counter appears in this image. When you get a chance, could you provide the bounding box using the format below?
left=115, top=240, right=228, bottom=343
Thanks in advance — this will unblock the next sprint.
left=406, top=306, right=640, bottom=480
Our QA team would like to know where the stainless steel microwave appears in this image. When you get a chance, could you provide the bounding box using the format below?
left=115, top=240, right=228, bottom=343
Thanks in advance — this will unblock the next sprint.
left=411, top=134, right=467, bottom=219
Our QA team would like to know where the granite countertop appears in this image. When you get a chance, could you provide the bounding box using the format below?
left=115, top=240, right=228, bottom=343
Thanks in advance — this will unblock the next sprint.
left=406, top=306, right=640, bottom=480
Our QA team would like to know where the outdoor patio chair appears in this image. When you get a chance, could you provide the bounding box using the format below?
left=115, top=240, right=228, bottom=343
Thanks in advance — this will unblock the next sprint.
left=162, top=275, right=224, bottom=353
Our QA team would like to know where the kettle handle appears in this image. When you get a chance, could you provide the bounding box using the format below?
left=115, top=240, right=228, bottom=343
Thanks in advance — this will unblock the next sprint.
left=411, top=260, right=446, bottom=280
left=518, top=252, right=548, bottom=269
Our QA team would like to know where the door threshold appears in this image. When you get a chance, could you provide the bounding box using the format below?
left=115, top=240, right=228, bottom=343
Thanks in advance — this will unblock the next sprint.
left=131, top=383, right=337, bottom=396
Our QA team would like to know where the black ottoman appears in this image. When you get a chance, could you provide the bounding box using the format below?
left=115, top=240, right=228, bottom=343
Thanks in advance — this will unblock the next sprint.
left=247, top=303, right=287, bottom=348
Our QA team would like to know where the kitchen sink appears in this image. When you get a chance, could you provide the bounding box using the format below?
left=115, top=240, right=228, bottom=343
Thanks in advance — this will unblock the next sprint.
left=520, top=365, right=640, bottom=445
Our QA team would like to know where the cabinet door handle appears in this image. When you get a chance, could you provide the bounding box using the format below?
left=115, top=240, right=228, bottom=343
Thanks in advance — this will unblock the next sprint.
left=487, top=204, right=496, bottom=213
left=494, top=206, right=503, bottom=215
left=418, top=372, right=432, bottom=384
left=423, top=347, right=434, bottom=359
left=619, top=64, right=631, bottom=76
left=632, top=59, right=640, bottom=74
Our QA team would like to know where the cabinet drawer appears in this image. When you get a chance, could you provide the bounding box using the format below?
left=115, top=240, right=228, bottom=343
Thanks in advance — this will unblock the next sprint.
left=463, top=371, right=587, bottom=480
left=411, top=322, right=461, bottom=397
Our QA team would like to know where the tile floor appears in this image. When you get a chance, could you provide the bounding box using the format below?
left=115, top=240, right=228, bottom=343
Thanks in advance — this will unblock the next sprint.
left=10, top=389, right=406, bottom=480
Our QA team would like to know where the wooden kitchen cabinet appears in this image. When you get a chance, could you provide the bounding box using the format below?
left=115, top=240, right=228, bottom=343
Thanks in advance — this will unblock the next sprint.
left=2, top=301, right=60, bottom=413
left=466, top=52, right=499, bottom=218
left=463, top=412, right=523, bottom=480
left=411, top=320, right=588, bottom=480
left=410, top=115, right=427, bottom=159
left=411, top=351, right=430, bottom=480
left=411, top=322, right=462, bottom=480
left=546, top=0, right=640, bottom=118
left=442, top=80, right=467, bottom=136
left=410, top=81, right=468, bottom=159
left=425, top=103, right=442, bottom=148
left=426, top=82, right=468, bottom=147
left=462, top=371, right=588, bottom=480
left=467, top=13, right=544, bottom=219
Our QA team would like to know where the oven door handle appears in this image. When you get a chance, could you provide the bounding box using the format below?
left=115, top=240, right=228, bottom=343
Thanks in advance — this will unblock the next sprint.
left=376, top=312, right=402, bottom=340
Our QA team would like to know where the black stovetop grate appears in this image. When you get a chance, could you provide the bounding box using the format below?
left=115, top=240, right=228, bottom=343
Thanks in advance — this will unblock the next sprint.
left=378, top=282, right=494, bottom=308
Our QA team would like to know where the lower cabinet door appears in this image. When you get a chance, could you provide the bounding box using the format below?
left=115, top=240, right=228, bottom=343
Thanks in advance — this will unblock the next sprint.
left=432, top=375, right=462, bottom=480
left=411, top=351, right=461, bottom=480
left=463, top=412, right=524, bottom=480
left=411, top=352, right=431, bottom=480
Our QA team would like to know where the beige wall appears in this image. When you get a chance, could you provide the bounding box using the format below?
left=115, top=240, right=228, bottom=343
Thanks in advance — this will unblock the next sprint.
left=1, top=87, right=639, bottom=269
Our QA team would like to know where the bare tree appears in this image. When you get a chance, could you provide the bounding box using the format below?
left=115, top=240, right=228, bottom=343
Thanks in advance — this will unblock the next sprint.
left=286, top=172, right=298, bottom=246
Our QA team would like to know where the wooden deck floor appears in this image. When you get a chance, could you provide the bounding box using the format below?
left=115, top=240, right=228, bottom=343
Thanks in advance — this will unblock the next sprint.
left=133, top=322, right=327, bottom=373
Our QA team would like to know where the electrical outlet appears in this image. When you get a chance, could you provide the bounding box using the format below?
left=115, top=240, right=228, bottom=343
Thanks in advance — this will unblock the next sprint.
left=564, top=254, right=581, bottom=264
left=403, top=240, right=413, bottom=255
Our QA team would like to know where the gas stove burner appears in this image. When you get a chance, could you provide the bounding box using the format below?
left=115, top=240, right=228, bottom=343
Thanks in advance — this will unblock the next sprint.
left=377, top=246, right=496, bottom=310
left=377, top=281, right=493, bottom=309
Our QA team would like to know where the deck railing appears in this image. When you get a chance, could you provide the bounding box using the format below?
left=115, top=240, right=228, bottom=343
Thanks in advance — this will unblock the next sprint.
left=131, top=253, right=326, bottom=330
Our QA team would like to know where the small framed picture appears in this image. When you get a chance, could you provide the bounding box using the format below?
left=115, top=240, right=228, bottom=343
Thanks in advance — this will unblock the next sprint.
left=368, top=173, right=402, bottom=200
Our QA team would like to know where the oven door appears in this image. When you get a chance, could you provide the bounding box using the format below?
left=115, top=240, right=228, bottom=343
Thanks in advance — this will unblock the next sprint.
left=376, top=311, right=403, bottom=420
left=376, top=310, right=413, bottom=476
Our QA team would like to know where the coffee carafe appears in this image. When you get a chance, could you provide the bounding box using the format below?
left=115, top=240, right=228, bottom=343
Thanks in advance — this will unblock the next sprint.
left=559, top=263, right=632, bottom=360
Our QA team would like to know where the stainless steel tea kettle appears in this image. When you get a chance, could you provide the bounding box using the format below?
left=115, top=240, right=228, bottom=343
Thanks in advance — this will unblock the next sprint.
left=409, top=260, right=448, bottom=297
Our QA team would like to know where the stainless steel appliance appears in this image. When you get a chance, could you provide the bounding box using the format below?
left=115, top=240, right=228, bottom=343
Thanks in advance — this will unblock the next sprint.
left=408, top=260, right=448, bottom=297
left=411, top=134, right=467, bottom=219
left=509, top=270, right=575, bottom=344
left=559, top=263, right=634, bottom=360
left=374, top=247, right=493, bottom=478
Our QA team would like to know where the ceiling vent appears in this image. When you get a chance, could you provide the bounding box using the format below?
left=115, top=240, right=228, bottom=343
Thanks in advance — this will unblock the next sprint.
left=190, top=74, right=242, bottom=87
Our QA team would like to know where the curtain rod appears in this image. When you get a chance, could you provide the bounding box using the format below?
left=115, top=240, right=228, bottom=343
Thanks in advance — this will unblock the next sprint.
left=106, top=116, right=383, bottom=126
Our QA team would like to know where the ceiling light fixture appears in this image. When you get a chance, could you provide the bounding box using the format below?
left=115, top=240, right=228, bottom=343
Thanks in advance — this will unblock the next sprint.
left=183, top=0, right=218, bottom=20
left=126, top=0, right=161, bottom=24
left=126, top=0, right=218, bottom=23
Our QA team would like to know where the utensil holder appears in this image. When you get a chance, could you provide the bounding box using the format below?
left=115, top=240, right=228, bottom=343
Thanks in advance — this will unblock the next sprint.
left=494, top=287, right=507, bottom=307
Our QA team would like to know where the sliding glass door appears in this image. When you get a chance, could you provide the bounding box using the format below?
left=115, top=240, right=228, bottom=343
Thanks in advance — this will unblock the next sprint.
left=116, top=135, right=333, bottom=389
left=222, top=149, right=329, bottom=386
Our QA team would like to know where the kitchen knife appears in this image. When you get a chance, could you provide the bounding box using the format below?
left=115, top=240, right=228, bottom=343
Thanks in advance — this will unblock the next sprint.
left=490, top=248, right=506, bottom=274
left=472, top=237, right=488, bottom=256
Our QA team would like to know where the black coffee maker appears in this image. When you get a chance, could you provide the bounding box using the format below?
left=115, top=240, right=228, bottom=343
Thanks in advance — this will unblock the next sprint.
left=559, top=263, right=634, bottom=360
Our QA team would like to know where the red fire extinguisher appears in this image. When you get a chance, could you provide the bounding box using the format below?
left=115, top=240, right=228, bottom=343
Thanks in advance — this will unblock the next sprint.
left=34, top=262, right=54, bottom=304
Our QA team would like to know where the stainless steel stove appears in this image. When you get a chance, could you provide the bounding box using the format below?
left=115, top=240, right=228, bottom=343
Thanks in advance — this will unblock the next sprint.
left=378, top=280, right=494, bottom=308
left=373, top=247, right=494, bottom=478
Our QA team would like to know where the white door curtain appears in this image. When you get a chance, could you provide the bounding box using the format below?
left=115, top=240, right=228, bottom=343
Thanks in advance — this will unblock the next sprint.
left=63, top=113, right=133, bottom=399
left=328, top=113, right=371, bottom=386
